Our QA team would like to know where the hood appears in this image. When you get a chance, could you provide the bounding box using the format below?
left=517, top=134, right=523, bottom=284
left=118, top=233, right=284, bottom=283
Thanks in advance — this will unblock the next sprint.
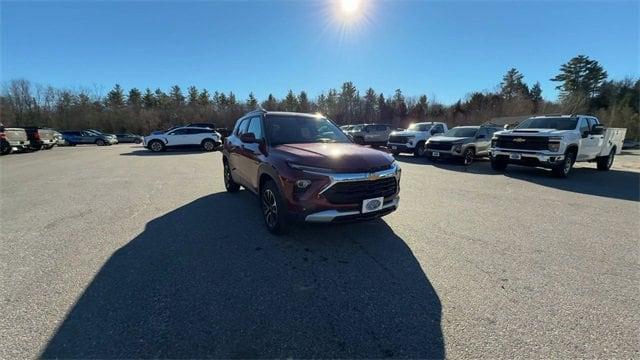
left=391, top=130, right=424, bottom=136
left=429, top=135, right=469, bottom=143
left=499, top=128, right=569, bottom=137
left=272, top=143, right=394, bottom=173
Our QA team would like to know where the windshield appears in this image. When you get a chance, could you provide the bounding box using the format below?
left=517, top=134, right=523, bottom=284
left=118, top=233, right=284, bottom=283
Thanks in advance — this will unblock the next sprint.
left=443, top=127, right=478, bottom=138
left=516, top=117, right=578, bottom=130
left=265, top=115, right=352, bottom=146
left=408, top=123, right=432, bottom=131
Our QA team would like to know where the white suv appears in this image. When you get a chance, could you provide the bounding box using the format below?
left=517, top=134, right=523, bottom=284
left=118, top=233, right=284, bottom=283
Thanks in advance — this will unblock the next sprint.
left=144, top=126, right=221, bottom=152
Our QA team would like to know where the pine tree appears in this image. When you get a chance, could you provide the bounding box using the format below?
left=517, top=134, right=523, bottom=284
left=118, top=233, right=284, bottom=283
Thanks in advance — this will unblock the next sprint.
left=198, top=89, right=210, bottom=106
left=246, top=92, right=258, bottom=110
left=551, top=55, right=607, bottom=98
left=297, top=91, right=310, bottom=113
left=105, top=84, right=125, bottom=109
left=363, top=88, right=377, bottom=123
left=392, top=89, right=407, bottom=120
left=187, top=86, right=199, bottom=105
left=127, top=88, right=142, bottom=108
left=261, top=94, right=278, bottom=111
left=142, top=88, right=156, bottom=108
left=529, top=82, right=543, bottom=112
left=283, top=90, right=298, bottom=112
left=500, top=68, right=529, bottom=99
left=169, top=85, right=185, bottom=107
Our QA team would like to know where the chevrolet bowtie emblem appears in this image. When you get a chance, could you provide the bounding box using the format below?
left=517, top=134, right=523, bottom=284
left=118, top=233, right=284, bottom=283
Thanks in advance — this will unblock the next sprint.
left=513, top=138, right=526, bottom=143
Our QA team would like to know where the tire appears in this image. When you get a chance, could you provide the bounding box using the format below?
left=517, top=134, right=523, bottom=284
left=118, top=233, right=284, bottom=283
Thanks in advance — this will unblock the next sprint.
left=223, top=159, right=240, bottom=193
left=1, top=140, right=12, bottom=155
left=491, top=156, right=508, bottom=171
left=462, top=147, right=475, bottom=165
left=597, top=148, right=615, bottom=171
left=413, top=141, right=427, bottom=157
left=95, top=139, right=106, bottom=146
left=552, top=150, right=575, bottom=178
left=134, top=139, right=142, bottom=144
left=261, top=180, right=288, bottom=234
left=202, top=139, right=216, bottom=152
left=44, top=145, right=53, bottom=150
left=148, top=140, right=165, bottom=152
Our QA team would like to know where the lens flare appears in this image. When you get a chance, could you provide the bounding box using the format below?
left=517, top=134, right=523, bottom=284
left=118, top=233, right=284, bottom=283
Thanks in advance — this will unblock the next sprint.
left=341, top=0, right=361, bottom=15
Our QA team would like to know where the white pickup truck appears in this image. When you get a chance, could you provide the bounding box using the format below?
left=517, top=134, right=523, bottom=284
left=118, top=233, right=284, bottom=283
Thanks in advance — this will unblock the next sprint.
left=490, top=115, right=626, bottom=177
left=387, top=122, right=448, bottom=157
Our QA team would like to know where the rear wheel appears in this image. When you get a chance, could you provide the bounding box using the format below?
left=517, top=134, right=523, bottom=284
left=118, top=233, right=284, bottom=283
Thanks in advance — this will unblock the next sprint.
left=1, top=140, right=12, bottom=155
left=552, top=150, right=574, bottom=178
left=134, top=138, right=142, bottom=144
left=148, top=140, right=165, bottom=152
left=597, top=148, right=615, bottom=171
left=462, top=147, right=475, bottom=165
left=261, top=180, right=287, bottom=234
left=95, top=139, right=105, bottom=146
left=414, top=141, right=426, bottom=157
left=223, top=160, right=240, bottom=193
left=202, top=139, right=216, bottom=152
left=491, top=156, right=508, bottom=171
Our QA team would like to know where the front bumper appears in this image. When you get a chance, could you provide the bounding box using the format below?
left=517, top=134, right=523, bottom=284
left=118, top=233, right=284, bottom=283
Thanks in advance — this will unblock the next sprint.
left=491, top=149, right=564, bottom=167
left=387, top=143, right=415, bottom=152
left=305, top=196, right=400, bottom=223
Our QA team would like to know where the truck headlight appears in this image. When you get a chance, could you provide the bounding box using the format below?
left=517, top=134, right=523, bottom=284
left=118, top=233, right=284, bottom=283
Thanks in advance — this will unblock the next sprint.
left=548, top=142, right=560, bottom=152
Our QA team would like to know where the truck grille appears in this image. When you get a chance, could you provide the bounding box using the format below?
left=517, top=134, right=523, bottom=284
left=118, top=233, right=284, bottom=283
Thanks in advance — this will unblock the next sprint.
left=388, top=135, right=409, bottom=143
left=495, top=136, right=549, bottom=150
left=427, top=141, right=453, bottom=151
left=323, top=177, right=398, bottom=205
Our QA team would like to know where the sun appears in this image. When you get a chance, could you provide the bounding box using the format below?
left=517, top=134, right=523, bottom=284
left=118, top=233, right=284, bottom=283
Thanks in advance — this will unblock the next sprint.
left=340, top=0, right=361, bottom=15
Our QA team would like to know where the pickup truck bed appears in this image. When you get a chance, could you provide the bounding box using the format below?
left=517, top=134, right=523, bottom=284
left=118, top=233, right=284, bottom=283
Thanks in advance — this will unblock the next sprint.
left=600, top=128, right=626, bottom=156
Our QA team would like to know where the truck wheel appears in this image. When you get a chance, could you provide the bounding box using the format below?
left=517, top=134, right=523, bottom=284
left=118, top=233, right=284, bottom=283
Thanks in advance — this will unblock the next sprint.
left=491, top=156, right=508, bottom=171
left=202, top=139, right=216, bottom=152
left=414, top=141, right=426, bottom=157
left=552, top=151, right=574, bottom=178
left=223, top=159, right=240, bottom=193
left=462, top=148, right=475, bottom=165
left=261, top=180, right=288, bottom=235
left=148, top=140, right=165, bottom=152
left=95, top=139, right=105, bottom=146
left=1, top=140, right=12, bottom=155
left=597, top=148, right=615, bottom=171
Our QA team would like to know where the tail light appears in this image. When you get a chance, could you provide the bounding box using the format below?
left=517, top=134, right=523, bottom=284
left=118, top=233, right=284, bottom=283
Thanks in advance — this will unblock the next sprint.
left=0, top=133, right=6, bottom=139
left=34, top=130, right=41, bottom=140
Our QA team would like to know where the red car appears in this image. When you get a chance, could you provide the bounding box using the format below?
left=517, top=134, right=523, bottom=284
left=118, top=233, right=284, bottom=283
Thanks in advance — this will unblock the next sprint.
left=222, top=110, right=401, bottom=234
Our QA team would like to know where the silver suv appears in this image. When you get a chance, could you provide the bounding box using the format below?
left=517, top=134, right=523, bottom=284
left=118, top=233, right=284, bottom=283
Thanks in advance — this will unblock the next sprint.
left=349, top=124, right=392, bottom=146
left=426, top=125, right=503, bottom=165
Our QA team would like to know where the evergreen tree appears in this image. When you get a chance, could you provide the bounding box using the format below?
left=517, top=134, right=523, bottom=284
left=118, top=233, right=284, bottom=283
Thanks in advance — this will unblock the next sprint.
left=169, top=85, right=185, bottom=107
left=187, top=86, right=199, bottom=105
left=198, top=89, right=210, bottom=106
left=392, top=89, right=408, bottom=120
left=297, top=91, right=310, bottom=113
left=127, top=88, right=142, bottom=108
left=283, top=90, right=298, bottom=112
left=142, top=88, right=156, bottom=108
left=261, top=94, right=278, bottom=111
left=500, top=68, right=529, bottom=99
left=105, top=84, right=125, bottom=109
left=529, top=82, right=543, bottom=112
left=363, top=88, right=377, bottom=123
left=551, top=55, right=608, bottom=98
left=246, top=92, right=258, bottom=110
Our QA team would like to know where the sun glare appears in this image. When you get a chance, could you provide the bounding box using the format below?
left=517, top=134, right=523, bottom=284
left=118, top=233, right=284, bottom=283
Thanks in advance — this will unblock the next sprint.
left=341, top=0, right=361, bottom=15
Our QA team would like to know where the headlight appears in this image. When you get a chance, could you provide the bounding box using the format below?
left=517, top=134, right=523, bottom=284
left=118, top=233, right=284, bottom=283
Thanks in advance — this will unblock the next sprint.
left=453, top=144, right=462, bottom=152
left=287, top=162, right=333, bottom=173
left=548, top=142, right=560, bottom=152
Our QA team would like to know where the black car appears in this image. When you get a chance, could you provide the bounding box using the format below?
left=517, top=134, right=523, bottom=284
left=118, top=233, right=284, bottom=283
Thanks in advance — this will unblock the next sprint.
left=115, top=132, right=143, bottom=144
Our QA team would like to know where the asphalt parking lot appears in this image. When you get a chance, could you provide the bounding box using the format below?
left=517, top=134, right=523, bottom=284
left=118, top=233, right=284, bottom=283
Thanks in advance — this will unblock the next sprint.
left=1, top=145, right=639, bottom=358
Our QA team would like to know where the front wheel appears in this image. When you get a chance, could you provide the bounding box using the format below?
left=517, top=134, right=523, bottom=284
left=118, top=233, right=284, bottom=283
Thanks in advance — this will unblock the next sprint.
left=491, top=156, right=508, bottom=171
left=414, top=141, right=426, bottom=157
left=462, top=147, right=475, bottom=165
left=95, top=139, right=105, bottom=146
left=202, top=139, right=216, bottom=152
left=261, top=180, right=288, bottom=235
left=597, top=148, right=615, bottom=171
left=1, top=141, right=12, bottom=155
left=552, top=151, right=574, bottom=178
left=148, top=140, right=165, bottom=152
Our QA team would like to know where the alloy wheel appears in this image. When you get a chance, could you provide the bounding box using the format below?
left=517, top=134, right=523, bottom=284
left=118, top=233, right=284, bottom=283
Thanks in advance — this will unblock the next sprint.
left=151, top=142, right=162, bottom=152
left=464, top=150, right=474, bottom=165
left=204, top=141, right=214, bottom=151
left=262, top=189, right=278, bottom=228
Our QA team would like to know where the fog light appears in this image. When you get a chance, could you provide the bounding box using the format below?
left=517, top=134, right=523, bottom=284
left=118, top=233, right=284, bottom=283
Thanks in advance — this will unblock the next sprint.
left=295, top=179, right=312, bottom=189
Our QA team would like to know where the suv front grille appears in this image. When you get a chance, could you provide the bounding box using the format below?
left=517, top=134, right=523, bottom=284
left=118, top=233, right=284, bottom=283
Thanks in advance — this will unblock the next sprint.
left=388, top=135, right=409, bottom=143
left=323, top=177, right=398, bottom=205
left=427, top=142, right=452, bottom=151
left=495, top=136, right=549, bottom=150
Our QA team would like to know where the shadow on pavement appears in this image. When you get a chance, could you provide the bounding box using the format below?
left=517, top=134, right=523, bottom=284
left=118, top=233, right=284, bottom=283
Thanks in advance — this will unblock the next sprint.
left=120, top=149, right=217, bottom=156
left=42, top=192, right=444, bottom=358
left=397, top=155, right=639, bottom=202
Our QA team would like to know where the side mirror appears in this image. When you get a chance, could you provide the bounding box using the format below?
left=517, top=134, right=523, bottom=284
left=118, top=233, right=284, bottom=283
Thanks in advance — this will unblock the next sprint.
left=240, top=132, right=257, bottom=143
left=591, top=124, right=605, bottom=135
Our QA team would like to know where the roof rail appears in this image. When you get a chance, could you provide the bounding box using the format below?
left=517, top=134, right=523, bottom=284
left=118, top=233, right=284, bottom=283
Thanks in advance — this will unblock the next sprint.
left=245, top=108, right=267, bottom=116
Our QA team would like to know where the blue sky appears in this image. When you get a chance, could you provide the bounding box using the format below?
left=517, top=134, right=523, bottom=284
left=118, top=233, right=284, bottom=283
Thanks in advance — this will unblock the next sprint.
left=2, top=0, right=638, bottom=104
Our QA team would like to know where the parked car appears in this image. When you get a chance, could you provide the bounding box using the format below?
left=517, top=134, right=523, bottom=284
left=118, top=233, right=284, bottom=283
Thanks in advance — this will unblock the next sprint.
left=0, top=124, right=30, bottom=155
left=143, top=126, right=221, bottom=152
left=490, top=115, right=626, bottom=177
left=84, top=129, right=118, bottom=144
left=387, top=122, right=448, bottom=156
left=115, top=132, right=143, bottom=144
left=60, top=130, right=118, bottom=146
left=222, top=110, right=401, bottom=234
left=349, top=124, right=393, bottom=146
left=52, top=131, right=65, bottom=146
left=22, top=127, right=57, bottom=150
left=426, top=125, right=503, bottom=165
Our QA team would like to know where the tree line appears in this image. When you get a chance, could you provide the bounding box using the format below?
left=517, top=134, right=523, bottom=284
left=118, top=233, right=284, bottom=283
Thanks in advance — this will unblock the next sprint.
left=1, top=54, right=638, bottom=140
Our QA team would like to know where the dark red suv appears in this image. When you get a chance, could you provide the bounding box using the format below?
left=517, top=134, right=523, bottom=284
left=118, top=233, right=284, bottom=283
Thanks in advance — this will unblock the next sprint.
left=222, top=110, right=401, bottom=233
